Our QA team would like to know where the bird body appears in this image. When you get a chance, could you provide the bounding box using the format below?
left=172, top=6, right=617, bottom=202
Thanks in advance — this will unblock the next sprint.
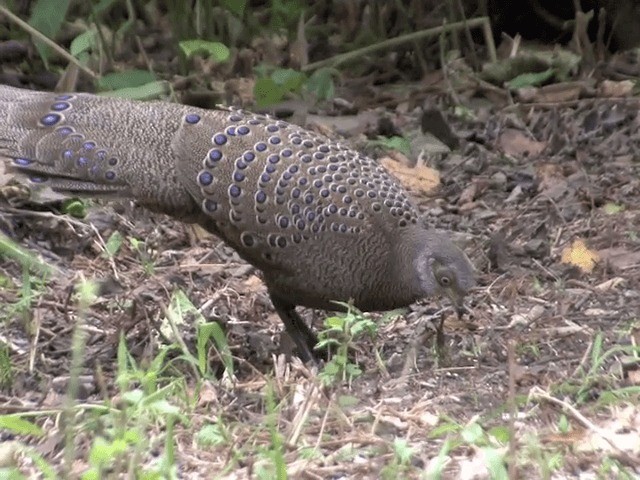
left=0, top=84, right=474, bottom=361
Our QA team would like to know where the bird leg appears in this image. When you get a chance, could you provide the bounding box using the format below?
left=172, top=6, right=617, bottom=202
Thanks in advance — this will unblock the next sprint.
left=269, top=292, right=318, bottom=363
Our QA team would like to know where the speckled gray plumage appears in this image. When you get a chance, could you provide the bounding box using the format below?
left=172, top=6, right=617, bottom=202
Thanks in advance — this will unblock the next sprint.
left=0, top=84, right=475, bottom=362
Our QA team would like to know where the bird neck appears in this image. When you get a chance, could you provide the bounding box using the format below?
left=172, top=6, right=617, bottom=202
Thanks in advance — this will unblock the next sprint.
left=388, top=225, right=429, bottom=299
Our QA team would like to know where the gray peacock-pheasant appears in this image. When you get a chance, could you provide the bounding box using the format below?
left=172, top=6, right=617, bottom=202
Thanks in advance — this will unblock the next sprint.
left=1, top=84, right=475, bottom=362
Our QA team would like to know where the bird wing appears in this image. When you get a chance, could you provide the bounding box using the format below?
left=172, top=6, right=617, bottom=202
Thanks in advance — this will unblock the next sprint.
left=170, top=105, right=420, bottom=259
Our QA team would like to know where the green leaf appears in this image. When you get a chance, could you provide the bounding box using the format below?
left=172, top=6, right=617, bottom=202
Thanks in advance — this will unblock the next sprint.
left=428, top=422, right=460, bottom=438
left=344, top=363, right=362, bottom=377
left=179, top=40, right=230, bottom=62
left=315, top=337, right=339, bottom=349
left=88, top=437, right=127, bottom=466
left=0, top=232, right=54, bottom=276
left=271, top=68, right=306, bottom=91
left=81, top=468, right=100, bottom=480
left=116, top=334, right=133, bottom=391
left=0, top=415, right=44, bottom=436
left=70, top=29, right=96, bottom=58
left=254, top=69, right=307, bottom=108
left=148, top=399, right=180, bottom=416
left=350, top=318, right=376, bottom=336
left=28, top=0, right=72, bottom=63
left=427, top=440, right=451, bottom=478
left=482, top=447, right=508, bottom=480
left=99, top=81, right=170, bottom=101
left=322, top=361, right=340, bottom=376
left=488, top=425, right=510, bottom=444
left=197, top=423, right=227, bottom=447
left=0, top=467, right=26, bottom=480
left=75, top=279, right=99, bottom=308
left=306, top=68, right=337, bottom=101
left=558, top=414, right=570, bottom=433
left=392, top=438, right=414, bottom=464
left=20, top=446, right=57, bottom=479
left=122, top=389, right=144, bottom=405
left=221, top=0, right=248, bottom=17
left=337, top=395, right=359, bottom=407
left=551, top=50, right=581, bottom=81
left=0, top=274, right=13, bottom=289
left=136, top=471, right=163, bottom=480
left=370, top=135, right=412, bottom=157
left=92, top=0, right=121, bottom=17
left=102, top=231, right=123, bottom=259
left=506, top=68, right=554, bottom=89
left=603, top=202, right=624, bottom=214
left=197, top=321, right=233, bottom=377
left=89, top=437, right=112, bottom=466
left=268, top=0, right=305, bottom=30
left=324, top=316, right=345, bottom=329
left=461, top=422, right=484, bottom=444
left=62, top=199, right=87, bottom=218
left=123, top=429, right=143, bottom=445
left=254, top=77, right=285, bottom=107
left=98, top=70, right=158, bottom=91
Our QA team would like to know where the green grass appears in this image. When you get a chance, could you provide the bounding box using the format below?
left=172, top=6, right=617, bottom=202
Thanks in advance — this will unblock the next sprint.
left=1, top=253, right=639, bottom=478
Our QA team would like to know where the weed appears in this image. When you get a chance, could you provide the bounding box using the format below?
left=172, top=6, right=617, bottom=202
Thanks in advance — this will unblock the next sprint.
left=128, top=237, right=156, bottom=276
left=380, top=438, right=416, bottom=480
left=317, top=303, right=377, bottom=386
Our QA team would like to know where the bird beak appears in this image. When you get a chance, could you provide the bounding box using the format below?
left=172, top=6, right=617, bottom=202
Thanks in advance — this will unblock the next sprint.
left=444, top=288, right=466, bottom=318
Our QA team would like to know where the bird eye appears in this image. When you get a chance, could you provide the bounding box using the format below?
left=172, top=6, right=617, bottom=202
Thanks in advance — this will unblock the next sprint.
left=439, top=275, right=451, bottom=287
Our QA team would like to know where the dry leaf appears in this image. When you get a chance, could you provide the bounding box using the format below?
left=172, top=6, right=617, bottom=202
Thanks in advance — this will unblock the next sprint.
left=594, top=277, right=626, bottom=291
left=0, top=441, right=19, bottom=468
left=598, top=79, right=634, bottom=98
left=459, top=183, right=477, bottom=205
left=598, top=247, right=640, bottom=270
left=561, top=239, right=599, bottom=273
left=191, top=224, right=214, bottom=241
left=380, top=157, right=440, bottom=194
left=224, top=77, right=255, bottom=105
left=497, top=128, right=546, bottom=157
left=536, top=163, right=564, bottom=189
left=576, top=405, right=640, bottom=455
left=244, top=274, right=265, bottom=293
left=535, top=82, right=583, bottom=102
left=197, top=383, right=219, bottom=406
left=417, top=411, right=439, bottom=427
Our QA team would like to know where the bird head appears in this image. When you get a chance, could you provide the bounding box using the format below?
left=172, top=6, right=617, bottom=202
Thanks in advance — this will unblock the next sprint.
left=413, top=229, right=475, bottom=314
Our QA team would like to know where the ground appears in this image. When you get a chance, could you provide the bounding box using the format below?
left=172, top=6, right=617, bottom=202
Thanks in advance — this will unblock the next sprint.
left=1, top=21, right=640, bottom=480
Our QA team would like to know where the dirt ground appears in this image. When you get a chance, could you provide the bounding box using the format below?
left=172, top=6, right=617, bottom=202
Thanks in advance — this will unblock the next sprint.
left=1, top=24, right=640, bottom=480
